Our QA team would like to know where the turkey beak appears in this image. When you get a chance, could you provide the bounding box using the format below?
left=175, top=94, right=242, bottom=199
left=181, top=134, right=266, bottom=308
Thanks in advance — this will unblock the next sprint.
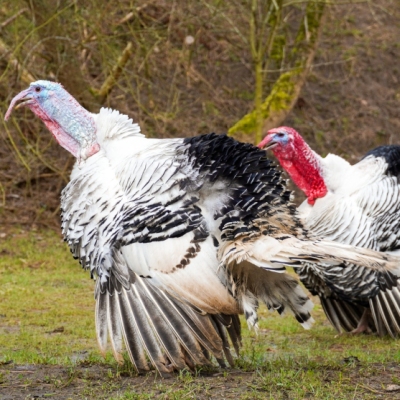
left=5, top=88, right=34, bottom=121
left=257, top=136, right=278, bottom=151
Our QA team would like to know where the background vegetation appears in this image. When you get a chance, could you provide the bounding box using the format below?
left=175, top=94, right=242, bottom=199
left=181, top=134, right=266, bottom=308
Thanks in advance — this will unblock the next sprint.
left=1, top=0, right=399, bottom=228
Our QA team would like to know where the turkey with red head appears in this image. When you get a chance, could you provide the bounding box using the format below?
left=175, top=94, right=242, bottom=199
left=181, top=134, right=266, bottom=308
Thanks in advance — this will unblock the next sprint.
left=6, top=82, right=400, bottom=374
left=259, top=126, right=400, bottom=337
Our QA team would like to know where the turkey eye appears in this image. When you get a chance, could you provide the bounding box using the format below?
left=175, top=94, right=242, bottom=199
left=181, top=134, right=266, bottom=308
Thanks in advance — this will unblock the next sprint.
left=276, top=133, right=285, bottom=138
left=35, top=87, right=41, bottom=93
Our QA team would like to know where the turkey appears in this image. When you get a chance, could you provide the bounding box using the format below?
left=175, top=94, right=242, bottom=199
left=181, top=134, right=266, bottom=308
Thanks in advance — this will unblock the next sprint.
left=5, top=82, right=400, bottom=374
left=258, top=126, right=400, bottom=337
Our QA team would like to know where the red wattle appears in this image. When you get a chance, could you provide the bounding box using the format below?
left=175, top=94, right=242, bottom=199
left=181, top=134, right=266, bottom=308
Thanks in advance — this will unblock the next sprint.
left=271, top=131, right=327, bottom=205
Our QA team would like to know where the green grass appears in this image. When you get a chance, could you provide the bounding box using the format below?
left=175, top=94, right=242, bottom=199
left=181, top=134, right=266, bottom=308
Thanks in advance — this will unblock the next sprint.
left=1, top=229, right=400, bottom=399
left=0, top=229, right=102, bottom=365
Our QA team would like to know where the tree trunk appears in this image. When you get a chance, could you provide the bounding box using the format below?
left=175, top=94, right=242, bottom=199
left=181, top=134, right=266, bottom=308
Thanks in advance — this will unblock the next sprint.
left=229, top=1, right=326, bottom=143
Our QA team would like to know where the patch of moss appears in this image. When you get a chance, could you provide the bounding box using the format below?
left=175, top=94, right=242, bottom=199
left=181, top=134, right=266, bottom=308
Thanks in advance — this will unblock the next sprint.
left=228, top=69, right=300, bottom=136
left=229, top=1, right=325, bottom=140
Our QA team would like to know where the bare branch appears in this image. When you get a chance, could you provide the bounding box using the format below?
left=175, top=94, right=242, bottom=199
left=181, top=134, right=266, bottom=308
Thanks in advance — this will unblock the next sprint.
left=0, top=7, right=28, bottom=32
left=283, top=0, right=370, bottom=5
left=96, top=42, right=134, bottom=104
left=0, top=38, right=36, bottom=84
left=116, top=4, right=149, bottom=26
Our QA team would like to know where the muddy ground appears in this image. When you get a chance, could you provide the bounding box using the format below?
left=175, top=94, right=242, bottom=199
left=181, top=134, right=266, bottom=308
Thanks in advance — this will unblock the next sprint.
left=1, top=361, right=400, bottom=399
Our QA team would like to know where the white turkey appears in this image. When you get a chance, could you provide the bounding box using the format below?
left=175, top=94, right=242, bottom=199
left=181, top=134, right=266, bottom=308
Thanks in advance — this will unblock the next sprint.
left=5, top=82, right=400, bottom=375
left=259, top=126, right=400, bottom=337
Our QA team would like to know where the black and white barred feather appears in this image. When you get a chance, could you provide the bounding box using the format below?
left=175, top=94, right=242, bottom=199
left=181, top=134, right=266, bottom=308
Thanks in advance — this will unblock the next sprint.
left=58, top=109, right=400, bottom=371
left=297, top=145, right=400, bottom=336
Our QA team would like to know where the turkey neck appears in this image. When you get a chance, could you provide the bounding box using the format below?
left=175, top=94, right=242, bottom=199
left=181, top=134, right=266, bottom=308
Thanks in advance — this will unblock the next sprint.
left=273, top=139, right=327, bottom=205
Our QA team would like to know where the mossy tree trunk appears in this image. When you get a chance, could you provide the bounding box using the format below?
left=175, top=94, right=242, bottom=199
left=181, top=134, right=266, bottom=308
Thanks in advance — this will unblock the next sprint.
left=229, top=0, right=326, bottom=143
left=249, top=0, right=283, bottom=144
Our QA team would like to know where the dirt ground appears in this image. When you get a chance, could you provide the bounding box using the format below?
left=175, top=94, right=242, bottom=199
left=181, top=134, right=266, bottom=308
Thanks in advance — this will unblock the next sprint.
left=0, top=361, right=400, bottom=399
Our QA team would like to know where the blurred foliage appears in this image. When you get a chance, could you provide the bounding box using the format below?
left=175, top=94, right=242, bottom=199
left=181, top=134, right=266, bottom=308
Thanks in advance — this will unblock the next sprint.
left=0, top=0, right=322, bottom=224
left=1, top=0, right=398, bottom=227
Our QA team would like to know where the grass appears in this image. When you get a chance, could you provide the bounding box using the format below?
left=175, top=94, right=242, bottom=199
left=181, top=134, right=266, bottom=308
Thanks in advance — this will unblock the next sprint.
left=0, top=229, right=101, bottom=365
left=1, top=229, right=400, bottom=399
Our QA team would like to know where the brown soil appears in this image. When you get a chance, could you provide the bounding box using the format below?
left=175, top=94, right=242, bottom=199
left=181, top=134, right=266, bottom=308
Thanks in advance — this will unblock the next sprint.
left=1, top=362, right=400, bottom=399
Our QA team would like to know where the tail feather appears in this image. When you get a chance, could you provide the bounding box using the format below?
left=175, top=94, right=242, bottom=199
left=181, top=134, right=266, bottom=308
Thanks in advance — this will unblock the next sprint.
left=372, top=290, right=400, bottom=338
left=210, top=316, right=234, bottom=367
left=123, top=284, right=174, bottom=374
left=387, top=287, right=400, bottom=327
left=129, top=284, right=190, bottom=371
left=115, top=287, right=150, bottom=372
left=379, top=292, right=400, bottom=334
left=320, top=297, right=364, bottom=333
left=138, top=280, right=219, bottom=364
left=373, top=294, right=395, bottom=338
left=320, top=291, right=400, bottom=338
left=320, top=286, right=400, bottom=338
left=164, top=295, right=226, bottom=358
left=95, top=284, right=109, bottom=355
left=298, top=261, right=400, bottom=337
left=224, top=315, right=242, bottom=356
left=298, top=264, right=364, bottom=331
left=316, top=290, right=400, bottom=337
left=135, top=278, right=209, bottom=367
left=370, top=297, right=386, bottom=336
left=107, top=293, right=125, bottom=364
left=320, top=298, right=345, bottom=333
left=336, top=301, right=364, bottom=331
left=95, top=266, right=239, bottom=375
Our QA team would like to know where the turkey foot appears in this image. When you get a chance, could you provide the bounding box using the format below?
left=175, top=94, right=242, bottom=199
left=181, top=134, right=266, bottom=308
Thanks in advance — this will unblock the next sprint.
left=351, top=310, right=372, bottom=334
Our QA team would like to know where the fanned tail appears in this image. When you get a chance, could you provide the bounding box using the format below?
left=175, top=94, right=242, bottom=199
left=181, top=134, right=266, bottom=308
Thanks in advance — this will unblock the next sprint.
left=94, top=259, right=240, bottom=375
